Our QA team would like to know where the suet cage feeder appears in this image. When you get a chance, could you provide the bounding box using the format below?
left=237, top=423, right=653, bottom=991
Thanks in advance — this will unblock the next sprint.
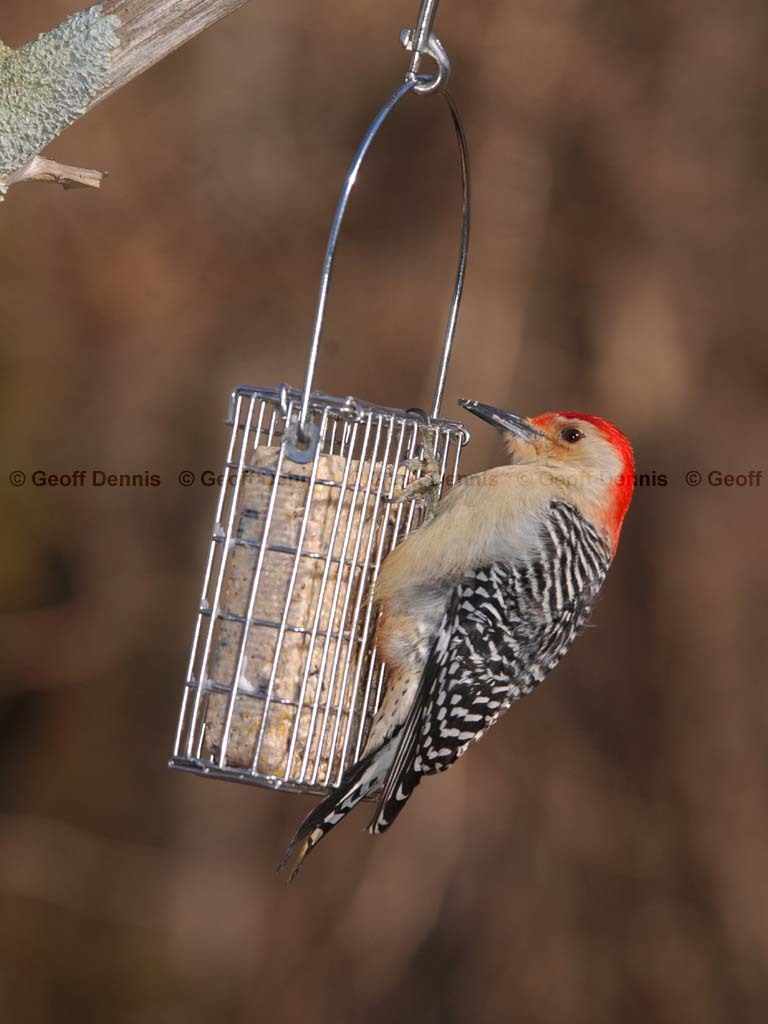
left=170, top=26, right=471, bottom=797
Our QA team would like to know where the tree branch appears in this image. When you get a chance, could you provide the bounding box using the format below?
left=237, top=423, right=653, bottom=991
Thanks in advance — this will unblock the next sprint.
left=99, top=0, right=252, bottom=104
left=4, top=155, right=107, bottom=191
left=0, top=0, right=253, bottom=200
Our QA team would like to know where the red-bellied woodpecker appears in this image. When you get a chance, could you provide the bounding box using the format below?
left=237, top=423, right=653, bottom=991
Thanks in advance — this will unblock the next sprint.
left=279, top=401, right=635, bottom=879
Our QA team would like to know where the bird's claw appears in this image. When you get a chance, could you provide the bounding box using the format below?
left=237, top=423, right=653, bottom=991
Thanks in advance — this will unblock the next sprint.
left=386, top=425, right=442, bottom=520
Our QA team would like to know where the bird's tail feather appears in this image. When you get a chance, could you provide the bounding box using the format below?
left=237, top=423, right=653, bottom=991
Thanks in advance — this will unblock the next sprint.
left=278, top=744, right=394, bottom=881
left=367, top=683, right=425, bottom=835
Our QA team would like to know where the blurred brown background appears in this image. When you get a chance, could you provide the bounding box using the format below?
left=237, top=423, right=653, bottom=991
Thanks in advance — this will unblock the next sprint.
left=1, top=1, right=767, bottom=1022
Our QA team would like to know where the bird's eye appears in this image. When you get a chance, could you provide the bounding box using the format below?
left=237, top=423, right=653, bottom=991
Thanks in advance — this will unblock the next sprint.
left=561, top=427, right=584, bottom=443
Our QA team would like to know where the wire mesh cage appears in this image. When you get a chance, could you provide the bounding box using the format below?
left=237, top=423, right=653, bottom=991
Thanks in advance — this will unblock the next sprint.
left=170, top=34, right=472, bottom=797
left=171, top=386, right=467, bottom=794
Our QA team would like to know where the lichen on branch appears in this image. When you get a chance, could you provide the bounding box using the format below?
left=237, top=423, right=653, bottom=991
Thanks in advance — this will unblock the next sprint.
left=0, top=5, right=120, bottom=196
left=0, top=0, right=253, bottom=200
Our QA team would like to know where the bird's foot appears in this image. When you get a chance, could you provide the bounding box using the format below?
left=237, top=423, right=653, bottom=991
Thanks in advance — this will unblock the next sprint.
left=386, top=424, right=442, bottom=521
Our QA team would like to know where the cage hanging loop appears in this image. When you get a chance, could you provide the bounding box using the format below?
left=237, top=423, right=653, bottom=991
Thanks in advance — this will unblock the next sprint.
left=293, top=77, right=471, bottom=459
left=400, top=29, right=450, bottom=96
left=401, top=0, right=450, bottom=96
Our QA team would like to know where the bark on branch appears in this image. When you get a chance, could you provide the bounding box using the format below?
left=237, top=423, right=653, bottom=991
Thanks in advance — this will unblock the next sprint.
left=0, top=0, right=252, bottom=199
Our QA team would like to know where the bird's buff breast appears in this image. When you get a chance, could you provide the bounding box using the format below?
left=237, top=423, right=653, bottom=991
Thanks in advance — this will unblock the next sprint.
left=375, top=470, right=552, bottom=602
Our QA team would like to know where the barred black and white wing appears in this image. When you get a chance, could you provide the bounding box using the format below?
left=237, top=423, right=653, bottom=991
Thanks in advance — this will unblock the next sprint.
left=370, top=500, right=611, bottom=834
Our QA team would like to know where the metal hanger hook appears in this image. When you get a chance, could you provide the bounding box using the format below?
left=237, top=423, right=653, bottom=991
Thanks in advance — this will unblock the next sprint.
left=401, top=0, right=450, bottom=95
left=400, top=28, right=450, bottom=95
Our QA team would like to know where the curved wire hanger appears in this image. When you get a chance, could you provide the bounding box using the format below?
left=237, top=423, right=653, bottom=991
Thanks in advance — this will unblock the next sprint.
left=291, top=0, right=470, bottom=456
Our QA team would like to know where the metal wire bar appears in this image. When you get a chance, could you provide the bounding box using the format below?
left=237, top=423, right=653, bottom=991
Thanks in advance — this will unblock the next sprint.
left=232, top=385, right=466, bottom=432
left=317, top=413, right=395, bottom=785
left=296, top=80, right=471, bottom=438
left=348, top=432, right=422, bottom=764
left=189, top=681, right=372, bottom=717
left=251, top=406, right=332, bottom=771
left=286, top=410, right=389, bottom=779
left=300, top=415, right=374, bottom=782
left=309, top=415, right=385, bottom=782
left=308, top=414, right=394, bottom=786
left=170, top=758, right=336, bottom=799
left=430, top=93, right=470, bottom=418
left=337, top=415, right=409, bottom=771
left=198, top=609, right=355, bottom=641
left=183, top=392, right=257, bottom=759
left=288, top=418, right=362, bottom=780
left=172, top=392, right=247, bottom=759
left=364, top=420, right=425, bottom=727
left=219, top=397, right=293, bottom=765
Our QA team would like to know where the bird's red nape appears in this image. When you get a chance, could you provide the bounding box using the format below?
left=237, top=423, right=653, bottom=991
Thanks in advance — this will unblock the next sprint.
left=532, top=411, right=635, bottom=550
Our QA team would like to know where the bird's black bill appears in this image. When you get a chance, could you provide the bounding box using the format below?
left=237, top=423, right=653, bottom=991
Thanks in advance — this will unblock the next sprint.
left=458, top=399, right=544, bottom=441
